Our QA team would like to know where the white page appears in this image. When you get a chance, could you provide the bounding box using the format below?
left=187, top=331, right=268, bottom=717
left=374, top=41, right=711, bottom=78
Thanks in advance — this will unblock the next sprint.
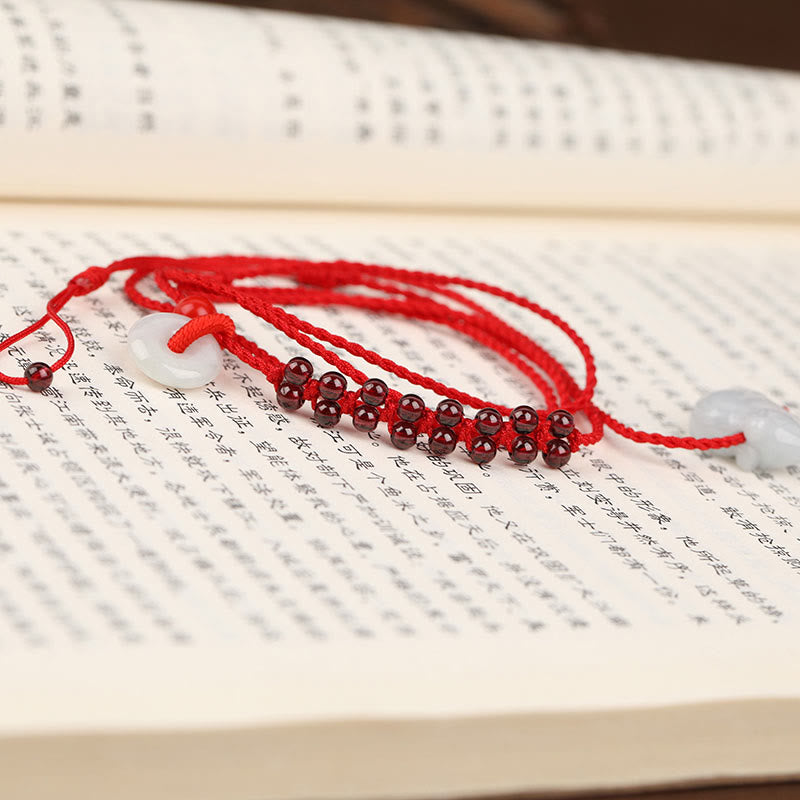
left=0, top=204, right=798, bottom=663
left=2, top=0, right=800, bottom=212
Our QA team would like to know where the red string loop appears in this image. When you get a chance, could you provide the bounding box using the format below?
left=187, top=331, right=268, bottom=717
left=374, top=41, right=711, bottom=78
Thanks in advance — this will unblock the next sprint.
left=0, top=288, right=77, bottom=385
left=168, top=313, right=236, bottom=353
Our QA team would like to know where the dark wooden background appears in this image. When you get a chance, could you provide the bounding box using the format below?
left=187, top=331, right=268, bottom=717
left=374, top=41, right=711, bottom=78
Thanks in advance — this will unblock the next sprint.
left=197, top=0, right=800, bottom=71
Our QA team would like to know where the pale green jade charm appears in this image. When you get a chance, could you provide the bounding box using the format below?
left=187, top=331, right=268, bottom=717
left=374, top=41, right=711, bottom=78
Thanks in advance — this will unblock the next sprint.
left=690, top=389, right=800, bottom=471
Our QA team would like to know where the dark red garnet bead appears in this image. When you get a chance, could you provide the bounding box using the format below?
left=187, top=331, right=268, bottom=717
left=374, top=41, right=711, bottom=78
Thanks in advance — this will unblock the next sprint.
left=352, top=403, right=380, bottom=432
left=390, top=420, right=417, bottom=449
left=361, top=378, right=389, bottom=406
left=276, top=381, right=304, bottom=411
left=543, top=438, right=571, bottom=468
left=24, top=362, right=53, bottom=392
left=435, top=398, right=463, bottom=427
left=511, top=405, right=539, bottom=434
left=174, top=294, right=216, bottom=318
left=314, top=399, right=341, bottom=428
left=429, top=425, right=458, bottom=455
left=509, top=435, right=538, bottom=465
left=469, top=435, right=497, bottom=464
left=397, top=393, right=425, bottom=422
left=318, top=371, right=347, bottom=401
left=284, top=356, right=314, bottom=386
left=548, top=409, right=575, bottom=438
left=475, top=407, right=503, bottom=436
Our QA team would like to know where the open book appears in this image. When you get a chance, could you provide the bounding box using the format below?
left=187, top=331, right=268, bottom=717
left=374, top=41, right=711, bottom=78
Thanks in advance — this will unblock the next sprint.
left=1, top=1, right=799, bottom=798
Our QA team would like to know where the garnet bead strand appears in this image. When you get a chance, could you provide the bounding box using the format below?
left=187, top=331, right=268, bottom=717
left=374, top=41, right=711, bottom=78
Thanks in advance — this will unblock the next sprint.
left=397, top=393, right=425, bottom=422
left=475, top=408, right=503, bottom=436
left=24, top=362, right=53, bottom=392
left=390, top=420, right=417, bottom=449
left=318, top=371, right=347, bottom=400
left=548, top=409, right=574, bottom=438
left=352, top=404, right=380, bottom=432
left=469, top=435, right=497, bottom=464
left=314, top=399, right=342, bottom=428
left=276, top=382, right=304, bottom=411
left=435, top=398, right=463, bottom=427
left=511, top=405, right=539, bottom=434
left=429, top=425, right=458, bottom=455
left=284, top=356, right=314, bottom=386
left=361, top=378, right=389, bottom=406
left=543, top=438, right=571, bottom=468
left=509, top=435, right=538, bottom=465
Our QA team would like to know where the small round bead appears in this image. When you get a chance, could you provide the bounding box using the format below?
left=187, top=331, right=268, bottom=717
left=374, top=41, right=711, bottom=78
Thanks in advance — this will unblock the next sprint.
left=548, top=409, right=575, bottom=438
left=469, top=435, right=497, bottom=464
left=174, top=294, right=216, bottom=318
left=511, top=405, right=539, bottom=434
left=397, top=393, right=425, bottom=423
left=283, top=356, right=314, bottom=386
left=352, top=403, right=380, bottom=432
left=276, top=381, right=304, bottom=411
left=390, top=420, right=417, bottom=449
left=429, top=425, right=458, bottom=455
left=435, top=398, right=463, bottom=427
left=543, top=438, right=571, bottom=469
left=314, top=398, right=341, bottom=428
left=318, top=371, right=347, bottom=400
left=361, top=378, right=389, bottom=406
left=509, top=435, right=538, bottom=465
left=24, top=362, right=53, bottom=392
left=475, top=407, right=503, bottom=436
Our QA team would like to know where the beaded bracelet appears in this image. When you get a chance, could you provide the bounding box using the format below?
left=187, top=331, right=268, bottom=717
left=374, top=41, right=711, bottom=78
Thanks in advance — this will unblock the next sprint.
left=0, top=255, right=755, bottom=470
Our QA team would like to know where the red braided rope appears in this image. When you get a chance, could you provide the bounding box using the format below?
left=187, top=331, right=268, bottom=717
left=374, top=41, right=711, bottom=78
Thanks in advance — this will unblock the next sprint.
left=0, top=255, right=746, bottom=455
left=167, top=313, right=236, bottom=354
left=0, top=288, right=77, bottom=384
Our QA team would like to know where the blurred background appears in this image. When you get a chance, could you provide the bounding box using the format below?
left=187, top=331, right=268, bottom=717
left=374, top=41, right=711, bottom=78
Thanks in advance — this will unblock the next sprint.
left=193, top=0, right=800, bottom=71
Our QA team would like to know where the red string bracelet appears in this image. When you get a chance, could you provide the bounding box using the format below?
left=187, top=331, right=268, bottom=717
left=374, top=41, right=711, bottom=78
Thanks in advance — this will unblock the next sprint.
left=0, top=255, right=747, bottom=469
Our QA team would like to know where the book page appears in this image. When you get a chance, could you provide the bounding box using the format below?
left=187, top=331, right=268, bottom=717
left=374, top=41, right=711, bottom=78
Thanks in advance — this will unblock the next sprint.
left=2, top=0, right=800, bottom=213
left=0, top=203, right=798, bottom=663
left=1, top=204, right=799, bottom=800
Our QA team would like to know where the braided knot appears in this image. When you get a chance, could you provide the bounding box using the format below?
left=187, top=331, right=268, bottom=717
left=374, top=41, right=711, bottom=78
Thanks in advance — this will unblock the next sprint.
left=294, top=264, right=349, bottom=289
left=69, top=266, right=109, bottom=296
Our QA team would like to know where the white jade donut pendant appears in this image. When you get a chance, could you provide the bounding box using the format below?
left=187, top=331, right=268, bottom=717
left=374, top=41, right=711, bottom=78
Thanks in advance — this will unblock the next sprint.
left=127, top=312, right=222, bottom=389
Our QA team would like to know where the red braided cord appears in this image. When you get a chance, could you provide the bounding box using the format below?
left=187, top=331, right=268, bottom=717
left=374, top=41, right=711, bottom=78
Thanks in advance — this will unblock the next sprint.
left=0, top=288, right=77, bottom=384
left=157, top=270, right=580, bottom=409
left=151, top=269, right=608, bottom=451
left=167, top=314, right=236, bottom=354
left=0, top=256, right=746, bottom=454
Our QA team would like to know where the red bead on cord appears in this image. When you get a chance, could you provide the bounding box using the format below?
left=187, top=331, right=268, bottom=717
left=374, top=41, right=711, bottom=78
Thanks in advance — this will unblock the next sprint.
left=435, top=398, right=463, bottom=427
left=318, top=371, right=347, bottom=401
left=353, top=404, right=380, bottom=432
left=175, top=294, right=217, bottom=318
left=24, top=362, right=53, bottom=392
left=0, top=256, right=750, bottom=470
left=429, top=426, right=458, bottom=455
left=397, top=393, right=425, bottom=422
left=510, top=434, right=538, bottom=465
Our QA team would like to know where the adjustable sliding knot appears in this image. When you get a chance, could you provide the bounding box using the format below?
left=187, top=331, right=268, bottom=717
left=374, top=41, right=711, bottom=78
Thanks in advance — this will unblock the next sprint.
left=5, top=253, right=774, bottom=472
left=69, top=266, right=109, bottom=296
left=293, top=264, right=350, bottom=289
